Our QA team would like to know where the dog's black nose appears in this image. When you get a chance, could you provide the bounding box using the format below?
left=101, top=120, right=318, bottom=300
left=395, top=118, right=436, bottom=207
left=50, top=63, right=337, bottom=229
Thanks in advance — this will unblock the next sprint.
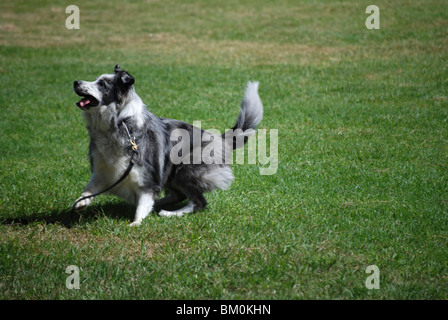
left=74, top=80, right=81, bottom=87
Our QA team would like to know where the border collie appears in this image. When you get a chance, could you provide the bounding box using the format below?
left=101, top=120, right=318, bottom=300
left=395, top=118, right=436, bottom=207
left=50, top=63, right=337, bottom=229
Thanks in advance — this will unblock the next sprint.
left=73, top=65, right=263, bottom=226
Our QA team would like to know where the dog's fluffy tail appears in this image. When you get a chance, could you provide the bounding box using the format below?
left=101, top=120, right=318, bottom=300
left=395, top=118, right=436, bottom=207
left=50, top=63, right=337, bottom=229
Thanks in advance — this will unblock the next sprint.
left=224, top=81, right=263, bottom=149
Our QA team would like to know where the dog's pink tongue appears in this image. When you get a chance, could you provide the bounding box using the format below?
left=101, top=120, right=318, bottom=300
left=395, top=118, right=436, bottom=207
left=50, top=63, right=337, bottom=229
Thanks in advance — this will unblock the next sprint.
left=80, top=99, right=90, bottom=107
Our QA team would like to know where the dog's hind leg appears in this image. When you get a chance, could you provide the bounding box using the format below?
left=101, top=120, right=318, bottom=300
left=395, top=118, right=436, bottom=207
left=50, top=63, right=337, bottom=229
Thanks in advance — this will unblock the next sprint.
left=130, top=190, right=154, bottom=226
left=158, top=186, right=207, bottom=217
left=187, top=189, right=207, bottom=211
left=154, top=189, right=187, bottom=211
left=158, top=201, right=195, bottom=217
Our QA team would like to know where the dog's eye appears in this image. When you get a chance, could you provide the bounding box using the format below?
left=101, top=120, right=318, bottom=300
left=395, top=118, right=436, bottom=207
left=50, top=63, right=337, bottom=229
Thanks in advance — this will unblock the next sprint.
left=97, top=80, right=106, bottom=87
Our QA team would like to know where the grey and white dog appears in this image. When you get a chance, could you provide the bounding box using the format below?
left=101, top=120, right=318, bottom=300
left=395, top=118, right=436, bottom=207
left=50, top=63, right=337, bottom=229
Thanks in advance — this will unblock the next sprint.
left=73, top=65, right=263, bottom=226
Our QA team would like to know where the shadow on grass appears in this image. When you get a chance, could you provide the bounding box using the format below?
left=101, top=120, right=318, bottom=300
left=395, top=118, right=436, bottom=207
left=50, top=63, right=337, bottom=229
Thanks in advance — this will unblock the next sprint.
left=0, top=200, right=189, bottom=228
left=0, top=202, right=136, bottom=228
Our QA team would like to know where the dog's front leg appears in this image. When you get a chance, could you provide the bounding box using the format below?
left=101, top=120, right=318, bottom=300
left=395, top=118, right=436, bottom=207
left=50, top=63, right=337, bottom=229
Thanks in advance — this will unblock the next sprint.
left=72, top=174, right=103, bottom=210
left=129, top=190, right=154, bottom=227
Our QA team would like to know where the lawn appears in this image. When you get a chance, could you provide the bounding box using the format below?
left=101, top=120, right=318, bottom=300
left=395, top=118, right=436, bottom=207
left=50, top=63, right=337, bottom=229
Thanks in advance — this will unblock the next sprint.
left=0, top=0, right=447, bottom=299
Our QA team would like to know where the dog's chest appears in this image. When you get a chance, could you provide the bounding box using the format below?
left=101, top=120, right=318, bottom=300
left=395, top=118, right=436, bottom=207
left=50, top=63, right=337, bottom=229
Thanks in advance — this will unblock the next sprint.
left=90, top=129, right=127, bottom=164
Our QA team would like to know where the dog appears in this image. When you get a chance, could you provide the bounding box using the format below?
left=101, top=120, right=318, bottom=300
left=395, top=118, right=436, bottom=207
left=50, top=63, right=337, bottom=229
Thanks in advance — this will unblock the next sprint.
left=73, top=65, right=263, bottom=226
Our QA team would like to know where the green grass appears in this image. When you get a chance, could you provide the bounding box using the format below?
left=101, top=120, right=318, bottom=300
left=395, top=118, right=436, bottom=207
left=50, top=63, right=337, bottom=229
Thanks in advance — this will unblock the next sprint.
left=1, top=0, right=448, bottom=299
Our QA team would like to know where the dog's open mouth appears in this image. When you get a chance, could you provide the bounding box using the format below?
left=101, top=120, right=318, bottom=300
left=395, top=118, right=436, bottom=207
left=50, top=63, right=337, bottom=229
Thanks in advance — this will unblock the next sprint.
left=76, top=95, right=99, bottom=110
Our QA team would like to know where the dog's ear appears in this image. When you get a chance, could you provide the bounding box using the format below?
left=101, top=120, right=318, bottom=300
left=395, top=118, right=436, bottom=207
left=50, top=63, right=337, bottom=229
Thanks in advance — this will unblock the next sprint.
left=114, top=64, right=122, bottom=73
left=120, top=71, right=135, bottom=86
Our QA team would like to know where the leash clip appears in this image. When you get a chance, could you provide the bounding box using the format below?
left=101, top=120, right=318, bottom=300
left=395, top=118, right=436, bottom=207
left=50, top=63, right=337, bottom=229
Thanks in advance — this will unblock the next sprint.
left=122, top=121, right=138, bottom=153
left=130, top=139, right=138, bottom=152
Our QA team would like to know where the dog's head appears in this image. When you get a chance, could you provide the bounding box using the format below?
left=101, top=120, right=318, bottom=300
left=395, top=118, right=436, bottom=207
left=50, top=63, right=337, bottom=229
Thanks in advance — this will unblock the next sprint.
left=73, top=64, right=135, bottom=111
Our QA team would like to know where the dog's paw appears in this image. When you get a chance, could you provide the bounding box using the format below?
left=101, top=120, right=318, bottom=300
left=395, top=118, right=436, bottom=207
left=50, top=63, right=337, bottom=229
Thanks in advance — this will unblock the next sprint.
left=158, top=210, right=184, bottom=217
left=129, top=220, right=142, bottom=227
left=72, top=196, right=93, bottom=211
